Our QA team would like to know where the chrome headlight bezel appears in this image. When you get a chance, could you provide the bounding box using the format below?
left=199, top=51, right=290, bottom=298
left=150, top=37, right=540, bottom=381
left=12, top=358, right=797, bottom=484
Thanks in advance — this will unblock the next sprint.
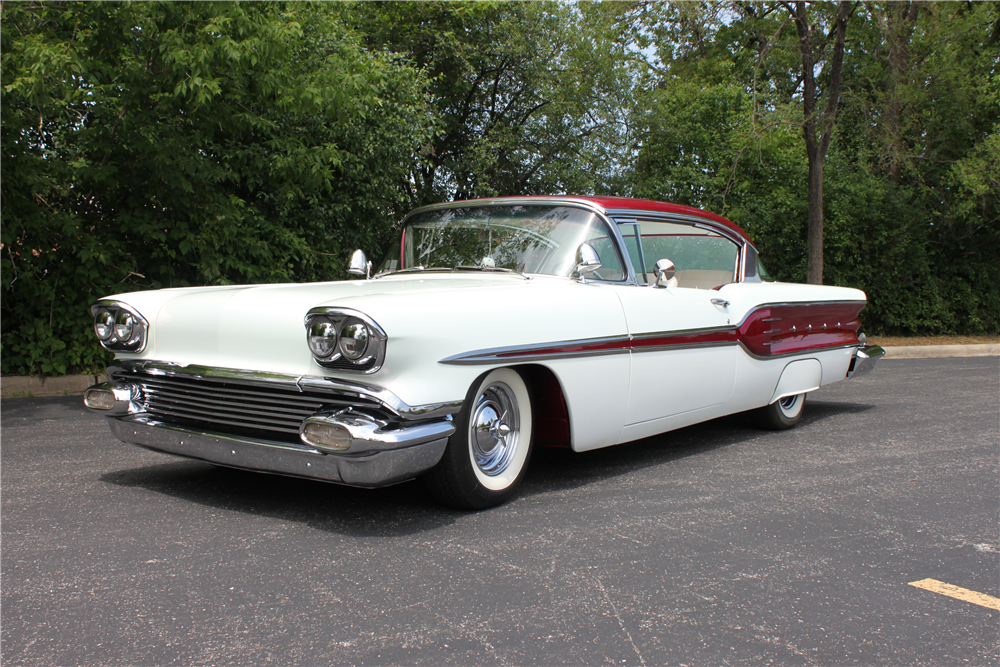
left=90, top=301, right=148, bottom=352
left=304, top=307, right=387, bottom=373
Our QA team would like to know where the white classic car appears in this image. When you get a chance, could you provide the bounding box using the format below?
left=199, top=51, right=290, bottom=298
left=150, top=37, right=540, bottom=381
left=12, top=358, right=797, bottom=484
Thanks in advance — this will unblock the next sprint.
left=84, top=196, right=883, bottom=509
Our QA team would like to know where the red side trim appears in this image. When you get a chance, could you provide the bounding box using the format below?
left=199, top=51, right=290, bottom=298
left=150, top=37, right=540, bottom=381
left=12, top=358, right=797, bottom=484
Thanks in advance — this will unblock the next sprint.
left=632, top=328, right=739, bottom=349
left=738, top=302, right=864, bottom=357
left=489, top=301, right=864, bottom=360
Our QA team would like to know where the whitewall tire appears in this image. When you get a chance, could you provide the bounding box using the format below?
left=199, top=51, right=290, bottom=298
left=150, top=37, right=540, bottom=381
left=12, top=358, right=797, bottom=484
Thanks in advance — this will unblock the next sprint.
left=423, top=368, right=534, bottom=509
left=753, top=393, right=806, bottom=430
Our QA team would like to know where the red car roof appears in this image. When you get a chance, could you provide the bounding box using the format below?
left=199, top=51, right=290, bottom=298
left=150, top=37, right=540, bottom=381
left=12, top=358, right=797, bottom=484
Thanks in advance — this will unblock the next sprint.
left=565, top=196, right=752, bottom=244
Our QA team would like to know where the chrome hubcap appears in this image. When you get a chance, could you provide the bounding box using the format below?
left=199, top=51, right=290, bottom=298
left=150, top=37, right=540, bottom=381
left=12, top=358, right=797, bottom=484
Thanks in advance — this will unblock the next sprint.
left=778, top=394, right=801, bottom=417
left=470, top=382, right=519, bottom=476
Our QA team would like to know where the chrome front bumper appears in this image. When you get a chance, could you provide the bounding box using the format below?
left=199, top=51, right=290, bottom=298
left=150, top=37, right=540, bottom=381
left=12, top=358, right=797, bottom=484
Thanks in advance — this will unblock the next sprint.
left=847, top=344, right=885, bottom=379
left=105, top=415, right=451, bottom=488
left=84, top=362, right=460, bottom=488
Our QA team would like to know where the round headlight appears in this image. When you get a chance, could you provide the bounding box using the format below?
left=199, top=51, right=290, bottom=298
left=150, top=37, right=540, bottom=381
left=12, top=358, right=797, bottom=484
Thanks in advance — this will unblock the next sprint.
left=339, top=320, right=370, bottom=360
left=307, top=318, right=338, bottom=359
left=114, top=311, right=135, bottom=342
left=94, top=310, right=114, bottom=341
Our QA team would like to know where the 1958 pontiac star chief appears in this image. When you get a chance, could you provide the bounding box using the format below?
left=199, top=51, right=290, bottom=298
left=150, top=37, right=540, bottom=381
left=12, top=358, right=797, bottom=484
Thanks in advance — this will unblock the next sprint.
left=84, top=196, right=884, bottom=509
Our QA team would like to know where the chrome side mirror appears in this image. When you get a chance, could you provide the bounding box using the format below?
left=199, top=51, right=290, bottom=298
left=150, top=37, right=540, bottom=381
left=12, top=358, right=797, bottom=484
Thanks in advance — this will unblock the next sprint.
left=348, top=249, right=372, bottom=280
left=575, top=243, right=602, bottom=284
left=652, top=258, right=675, bottom=288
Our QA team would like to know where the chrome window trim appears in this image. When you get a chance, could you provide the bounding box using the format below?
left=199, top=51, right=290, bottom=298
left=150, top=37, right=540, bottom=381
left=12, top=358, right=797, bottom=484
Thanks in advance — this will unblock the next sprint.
left=608, top=211, right=746, bottom=286
left=396, top=199, right=639, bottom=286
left=741, top=244, right=757, bottom=282
left=107, top=360, right=463, bottom=420
left=608, top=209, right=749, bottom=248
left=398, top=198, right=752, bottom=287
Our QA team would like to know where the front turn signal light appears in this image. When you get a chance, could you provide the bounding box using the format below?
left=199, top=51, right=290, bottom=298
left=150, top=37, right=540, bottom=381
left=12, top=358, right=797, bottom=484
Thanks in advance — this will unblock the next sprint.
left=84, top=388, right=116, bottom=410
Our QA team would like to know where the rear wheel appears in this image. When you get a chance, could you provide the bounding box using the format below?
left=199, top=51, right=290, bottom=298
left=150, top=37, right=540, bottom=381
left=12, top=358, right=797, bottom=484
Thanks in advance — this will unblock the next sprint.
left=423, top=368, right=533, bottom=510
left=753, top=393, right=806, bottom=430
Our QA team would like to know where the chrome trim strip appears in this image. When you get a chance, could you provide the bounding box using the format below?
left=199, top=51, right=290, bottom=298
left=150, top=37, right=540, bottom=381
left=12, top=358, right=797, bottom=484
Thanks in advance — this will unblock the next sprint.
left=439, top=333, right=740, bottom=365
left=107, top=416, right=448, bottom=488
left=737, top=341, right=861, bottom=361
left=440, top=301, right=869, bottom=365
left=735, top=299, right=867, bottom=314
left=107, top=361, right=463, bottom=420
left=439, top=336, right=632, bottom=365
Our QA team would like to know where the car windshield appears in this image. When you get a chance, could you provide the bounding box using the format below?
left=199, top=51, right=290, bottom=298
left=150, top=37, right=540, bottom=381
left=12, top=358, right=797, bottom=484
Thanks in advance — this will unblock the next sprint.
left=378, top=205, right=624, bottom=280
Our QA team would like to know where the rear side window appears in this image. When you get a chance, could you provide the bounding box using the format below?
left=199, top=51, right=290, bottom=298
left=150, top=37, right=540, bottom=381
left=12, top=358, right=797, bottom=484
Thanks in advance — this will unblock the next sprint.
left=617, top=220, right=739, bottom=289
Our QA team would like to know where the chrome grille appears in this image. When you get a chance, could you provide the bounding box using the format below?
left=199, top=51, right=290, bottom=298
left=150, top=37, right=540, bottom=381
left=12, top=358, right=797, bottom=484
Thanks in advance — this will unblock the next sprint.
left=120, top=373, right=392, bottom=443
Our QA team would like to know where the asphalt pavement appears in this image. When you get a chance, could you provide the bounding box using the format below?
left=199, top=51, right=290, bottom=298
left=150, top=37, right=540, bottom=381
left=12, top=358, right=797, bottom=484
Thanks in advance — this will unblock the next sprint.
left=2, top=357, right=998, bottom=666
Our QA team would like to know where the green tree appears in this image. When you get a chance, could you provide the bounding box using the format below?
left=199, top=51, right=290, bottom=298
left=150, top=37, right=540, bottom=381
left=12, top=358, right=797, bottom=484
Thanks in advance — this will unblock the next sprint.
left=1, top=1, right=431, bottom=375
left=624, top=0, right=998, bottom=334
left=347, top=1, right=634, bottom=205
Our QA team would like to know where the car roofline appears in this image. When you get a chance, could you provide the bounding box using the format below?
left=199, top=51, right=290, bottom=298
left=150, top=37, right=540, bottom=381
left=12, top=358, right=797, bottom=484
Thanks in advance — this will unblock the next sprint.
left=402, top=196, right=753, bottom=246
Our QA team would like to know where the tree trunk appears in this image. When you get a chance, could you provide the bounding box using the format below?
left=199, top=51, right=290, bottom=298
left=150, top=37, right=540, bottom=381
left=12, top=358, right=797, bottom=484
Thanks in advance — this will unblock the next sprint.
left=879, top=1, right=920, bottom=182
left=789, top=0, right=850, bottom=285
left=806, top=150, right=824, bottom=284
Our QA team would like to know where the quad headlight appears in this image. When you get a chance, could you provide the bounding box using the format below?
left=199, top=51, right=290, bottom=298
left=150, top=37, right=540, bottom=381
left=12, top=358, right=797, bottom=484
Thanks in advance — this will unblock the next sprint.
left=307, top=318, right=339, bottom=359
left=94, top=310, right=115, bottom=341
left=304, top=308, right=386, bottom=373
left=339, top=319, right=370, bottom=360
left=91, top=301, right=148, bottom=352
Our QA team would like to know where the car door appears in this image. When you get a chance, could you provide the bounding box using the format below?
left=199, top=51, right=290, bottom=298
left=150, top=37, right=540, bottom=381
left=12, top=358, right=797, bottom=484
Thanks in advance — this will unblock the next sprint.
left=611, top=219, right=741, bottom=440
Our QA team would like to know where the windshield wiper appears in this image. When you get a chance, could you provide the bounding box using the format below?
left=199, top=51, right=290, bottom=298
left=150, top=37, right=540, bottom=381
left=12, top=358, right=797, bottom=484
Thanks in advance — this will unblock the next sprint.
left=454, top=265, right=532, bottom=280
left=454, top=265, right=515, bottom=273
left=375, top=265, right=531, bottom=280
left=373, top=266, right=451, bottom=279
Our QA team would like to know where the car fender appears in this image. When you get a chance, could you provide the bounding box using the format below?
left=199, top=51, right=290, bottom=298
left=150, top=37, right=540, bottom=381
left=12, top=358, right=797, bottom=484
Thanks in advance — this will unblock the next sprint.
left=769, top=358, right=822, bottom=404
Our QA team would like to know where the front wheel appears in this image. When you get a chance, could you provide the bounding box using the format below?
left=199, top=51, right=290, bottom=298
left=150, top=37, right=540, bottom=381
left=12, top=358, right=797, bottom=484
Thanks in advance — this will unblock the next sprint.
left=753, top=393, right=806, bottom=430
left=423, top=368, right=533, bottom=510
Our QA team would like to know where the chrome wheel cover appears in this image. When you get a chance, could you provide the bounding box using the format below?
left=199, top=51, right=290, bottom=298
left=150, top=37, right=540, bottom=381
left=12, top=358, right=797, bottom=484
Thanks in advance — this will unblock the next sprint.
left=470, top=381, right=520, bottom=476
left=777, top=394, right=803, bottom=418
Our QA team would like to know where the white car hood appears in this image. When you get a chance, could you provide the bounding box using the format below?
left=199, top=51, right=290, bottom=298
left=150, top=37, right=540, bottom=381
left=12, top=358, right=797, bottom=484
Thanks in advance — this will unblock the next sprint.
left=106, top=274, right=629, bottom=381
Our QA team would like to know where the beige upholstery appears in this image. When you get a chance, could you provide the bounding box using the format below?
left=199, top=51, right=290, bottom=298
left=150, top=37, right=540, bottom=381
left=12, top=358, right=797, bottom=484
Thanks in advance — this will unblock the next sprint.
left=674, top=269, right=733, bottom=290
left=642, top=272, right=678, bottom=288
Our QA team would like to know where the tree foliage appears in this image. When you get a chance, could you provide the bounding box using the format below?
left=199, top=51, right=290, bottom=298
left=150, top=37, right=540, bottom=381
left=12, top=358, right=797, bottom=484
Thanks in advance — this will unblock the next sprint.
left=346, top=1, right=635, bottom=205
left=2, top=1, right=430, bottom=375
left=625, top=0, right=999, bottom=334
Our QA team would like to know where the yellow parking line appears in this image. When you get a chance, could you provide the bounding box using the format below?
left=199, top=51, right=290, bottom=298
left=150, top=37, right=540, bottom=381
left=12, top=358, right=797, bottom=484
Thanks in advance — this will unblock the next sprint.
left=909, top=578, right=1000, bottom=611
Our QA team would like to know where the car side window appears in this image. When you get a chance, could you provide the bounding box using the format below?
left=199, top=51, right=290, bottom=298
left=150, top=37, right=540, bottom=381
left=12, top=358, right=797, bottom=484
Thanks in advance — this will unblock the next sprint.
left=582, top=228, right=625, bottom=282
left=618, top=220, right=739, bottom=289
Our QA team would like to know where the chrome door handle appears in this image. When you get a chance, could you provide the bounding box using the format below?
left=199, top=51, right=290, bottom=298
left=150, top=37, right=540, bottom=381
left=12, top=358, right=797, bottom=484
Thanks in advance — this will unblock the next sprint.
left=710, top=298, right=730, bottom=308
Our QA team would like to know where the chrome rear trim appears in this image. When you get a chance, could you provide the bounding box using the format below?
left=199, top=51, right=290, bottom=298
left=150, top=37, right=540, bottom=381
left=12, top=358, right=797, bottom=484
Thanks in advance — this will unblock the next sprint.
left=847, top=344, right=885, bottom=379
